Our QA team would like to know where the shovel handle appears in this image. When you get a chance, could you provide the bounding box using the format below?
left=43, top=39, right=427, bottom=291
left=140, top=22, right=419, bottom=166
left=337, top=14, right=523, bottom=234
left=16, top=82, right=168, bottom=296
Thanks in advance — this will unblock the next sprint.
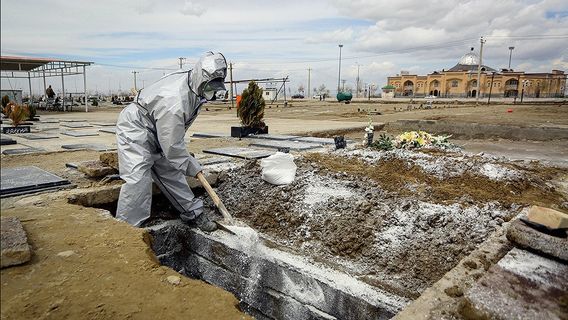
left=196, top=172, right=234, bottom=223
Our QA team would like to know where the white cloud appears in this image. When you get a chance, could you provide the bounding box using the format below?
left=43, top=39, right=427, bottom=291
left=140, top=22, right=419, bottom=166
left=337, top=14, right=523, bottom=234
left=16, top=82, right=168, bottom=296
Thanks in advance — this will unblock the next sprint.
left=180, top=0, right=206, bottom=16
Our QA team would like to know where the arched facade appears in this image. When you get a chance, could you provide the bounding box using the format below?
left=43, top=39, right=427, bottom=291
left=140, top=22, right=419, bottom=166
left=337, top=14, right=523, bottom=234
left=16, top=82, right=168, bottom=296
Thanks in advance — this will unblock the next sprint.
left=386, top=50, right=566, bottom=98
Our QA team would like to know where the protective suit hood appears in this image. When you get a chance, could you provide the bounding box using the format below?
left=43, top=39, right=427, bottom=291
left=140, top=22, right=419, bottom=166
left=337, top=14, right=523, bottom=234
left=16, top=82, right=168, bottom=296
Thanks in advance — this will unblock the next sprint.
left=190, top=52, right=228, bottom=98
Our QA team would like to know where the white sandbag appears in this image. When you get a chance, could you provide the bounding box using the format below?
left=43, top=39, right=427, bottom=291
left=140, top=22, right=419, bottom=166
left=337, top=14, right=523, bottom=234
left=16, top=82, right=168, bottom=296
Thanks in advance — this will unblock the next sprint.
left=260, top=152, right=297, bottom=185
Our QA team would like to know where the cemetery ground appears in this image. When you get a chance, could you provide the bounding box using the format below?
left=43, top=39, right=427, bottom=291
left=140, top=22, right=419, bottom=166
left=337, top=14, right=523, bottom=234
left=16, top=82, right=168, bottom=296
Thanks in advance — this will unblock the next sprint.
left=1, top=99, right=567, bottom=319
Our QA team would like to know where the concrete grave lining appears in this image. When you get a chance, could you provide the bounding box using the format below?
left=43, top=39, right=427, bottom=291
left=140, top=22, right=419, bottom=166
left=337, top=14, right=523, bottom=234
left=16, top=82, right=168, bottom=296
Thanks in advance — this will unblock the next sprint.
left=0, top=166, right=71, bottom=197
left=150, top=221, right=409, bottom=320
left=61, top=131, right=99, bottom=137
left=61, top=143, right=115, bottom=151
left=203, top=147, right=274, bottom=160
left=249, top=140, right=322, bottom=151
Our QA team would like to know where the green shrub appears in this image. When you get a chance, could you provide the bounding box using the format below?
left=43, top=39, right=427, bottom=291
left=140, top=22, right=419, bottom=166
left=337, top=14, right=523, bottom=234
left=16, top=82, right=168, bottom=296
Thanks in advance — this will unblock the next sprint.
left=27, top=104, right=37, bottom=119
left=371, top=133, right=394, bottom=151
left=237, top=81, right=266, bottom=128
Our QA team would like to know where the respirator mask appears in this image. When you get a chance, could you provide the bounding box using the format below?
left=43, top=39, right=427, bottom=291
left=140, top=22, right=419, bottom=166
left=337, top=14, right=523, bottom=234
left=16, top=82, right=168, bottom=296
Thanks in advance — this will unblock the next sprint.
left=201, top=79, right=226, bottom=101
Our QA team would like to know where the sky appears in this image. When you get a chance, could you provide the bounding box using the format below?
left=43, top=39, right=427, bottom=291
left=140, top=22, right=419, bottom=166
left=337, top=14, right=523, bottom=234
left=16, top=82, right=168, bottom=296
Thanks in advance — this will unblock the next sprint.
left=1, top=0, right=568, bottom=96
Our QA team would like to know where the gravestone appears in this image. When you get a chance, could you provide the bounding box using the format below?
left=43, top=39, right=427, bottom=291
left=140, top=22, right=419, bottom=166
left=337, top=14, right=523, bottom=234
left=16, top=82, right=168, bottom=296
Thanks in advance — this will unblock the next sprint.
left=292, top=137, right=337, bottom=145
left=203, top=147, right=274, bottom=160
left=17, top=134, right=59, bottom=140
left=61, top=122, right=93, bottom=128
left=61, top=131, right=99, bottom=137
left=192, top=132, right=230, bottom=138
left=61, top=144, right=115, bottom=151
left=2, top=147, right=45, bottom=155
left=247, top=134, right=299, bottom=141
left=99, top=127, right=116, bottom=134
left=0, top=166, right=71, bottom=197
left=249, top=140, right=321, bottom=151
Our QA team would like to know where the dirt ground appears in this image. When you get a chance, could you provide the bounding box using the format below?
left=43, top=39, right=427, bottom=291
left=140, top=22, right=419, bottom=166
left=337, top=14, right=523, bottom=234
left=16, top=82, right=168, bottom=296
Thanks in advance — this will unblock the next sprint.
left=0, top=200, right=249, bottom=320
left=1, top=100, right=567, bottom=319
left=212, top=147, right=567, bottom=299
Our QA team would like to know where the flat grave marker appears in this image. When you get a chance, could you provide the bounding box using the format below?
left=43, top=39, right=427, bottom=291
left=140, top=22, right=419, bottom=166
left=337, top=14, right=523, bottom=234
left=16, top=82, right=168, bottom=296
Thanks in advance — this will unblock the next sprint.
left=61, top=131, right=99, bottom=137
left=249, top=140, right=322, bottom=151
left=61, top=122, right=93, bottom=128
left=61, top=143, right=115, bottom=151
left=0, top=166, right=72, bottom=197
left=2, top=147, right=46, bottom=155
left=17, top=134, right=59, bottom=140
left=99, top=127, right=116, bottom=134
left=247, top=134, right=300, bottom=141
left=203, top=147, right=274, bottom=160
left=192, top=132, right=230, bottom=138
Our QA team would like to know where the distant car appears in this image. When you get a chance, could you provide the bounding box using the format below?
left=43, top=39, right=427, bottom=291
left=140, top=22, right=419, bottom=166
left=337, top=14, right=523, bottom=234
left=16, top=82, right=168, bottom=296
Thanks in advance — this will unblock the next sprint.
left=312, top=94, right=322, bottom=99
left=292, top=94, right=304, bottom=99
left=424, top=95, right=437, bottom=99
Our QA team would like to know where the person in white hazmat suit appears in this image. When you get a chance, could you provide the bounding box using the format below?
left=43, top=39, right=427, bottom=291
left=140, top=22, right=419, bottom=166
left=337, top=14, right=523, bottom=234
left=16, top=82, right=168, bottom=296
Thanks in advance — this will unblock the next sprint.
left=115, top=52, right=227, bottom=232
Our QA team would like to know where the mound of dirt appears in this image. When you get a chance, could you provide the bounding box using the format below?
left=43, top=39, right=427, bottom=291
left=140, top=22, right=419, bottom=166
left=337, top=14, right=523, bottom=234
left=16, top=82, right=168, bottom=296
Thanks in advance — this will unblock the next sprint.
left=211, top=148, right=566, bottom=298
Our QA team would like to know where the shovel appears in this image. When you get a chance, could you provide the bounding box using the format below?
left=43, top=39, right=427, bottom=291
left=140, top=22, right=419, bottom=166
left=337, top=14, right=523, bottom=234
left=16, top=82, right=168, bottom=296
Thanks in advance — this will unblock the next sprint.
left=196, top=172, right=236, bottom=234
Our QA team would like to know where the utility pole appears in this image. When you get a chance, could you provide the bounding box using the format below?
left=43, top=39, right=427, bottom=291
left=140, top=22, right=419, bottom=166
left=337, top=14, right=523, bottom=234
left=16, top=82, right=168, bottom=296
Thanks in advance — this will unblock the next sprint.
left=337, top=44, right=343, bottom=93
left=487, top=72, right=495, bottom=104
left=341, top=79, right=346, bottom=91
left=229, top=62, right=234, bottom=109
left=132, top=71, right=138, bottom=91
left=178, top=57, right=186, bottom=69
left=307, top=68, right=311, bottom=99
left=475, top=36, right=486, bottom=105
left=356, top=63, right=360, bottom=98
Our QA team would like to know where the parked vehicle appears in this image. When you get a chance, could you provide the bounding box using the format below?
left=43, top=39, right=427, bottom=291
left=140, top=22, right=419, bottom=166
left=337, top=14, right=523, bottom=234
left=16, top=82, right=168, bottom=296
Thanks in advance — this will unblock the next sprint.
left=292, top=94, right=304, bottom=99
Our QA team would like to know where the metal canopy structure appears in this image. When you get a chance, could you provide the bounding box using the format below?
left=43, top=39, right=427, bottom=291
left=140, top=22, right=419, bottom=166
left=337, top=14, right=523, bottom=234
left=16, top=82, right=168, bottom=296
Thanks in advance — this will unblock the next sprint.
left=0, top=55, right=93, bottom=112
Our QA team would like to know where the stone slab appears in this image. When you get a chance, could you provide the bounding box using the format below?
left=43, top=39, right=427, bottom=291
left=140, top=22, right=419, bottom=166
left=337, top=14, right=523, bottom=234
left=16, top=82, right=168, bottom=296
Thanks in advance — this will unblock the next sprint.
left=462, top=248, right=568, bottom=320
left=2, top=147, right=46, bottom=155
left=1, top=217, right=31, bottom=268
left=0, top=166, right=71, bottom=197
left=526, top=205, right=568, bottom=229
left=77, top=160, right=117, bottom=178
left=61, top=144, right=115, bottom=151
left=60, top=122, right=93, bottom=128
left=506, top=219, right=568, bottom=261
left=100, top=152, right=118, bottom=169
left=61, top=131, right=99, bottom=137
left=192, top=132, right=231, bottom=138
left=0, top=137, right=17, bottom=145
left=98, top=127, right=116, bottom=134
left=17, top=133, right=59, bottom=140
left=247, top=134, right=300, bottom=141
left=249, top=140, right=322, bottom=151
left=203, top=147, right=275, bottom=160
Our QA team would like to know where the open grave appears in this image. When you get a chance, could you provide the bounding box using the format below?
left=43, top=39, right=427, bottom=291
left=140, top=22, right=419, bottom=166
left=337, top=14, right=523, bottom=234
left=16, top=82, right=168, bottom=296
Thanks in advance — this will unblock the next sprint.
left=73, top=147, right=566, bottom=319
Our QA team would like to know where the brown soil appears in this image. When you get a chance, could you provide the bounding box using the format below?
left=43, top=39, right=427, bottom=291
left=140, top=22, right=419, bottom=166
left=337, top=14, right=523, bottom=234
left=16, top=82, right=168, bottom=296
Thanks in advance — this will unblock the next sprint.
left=304, top=153, right=566, bottom=209
left=0, top=200, right=249, bottom=320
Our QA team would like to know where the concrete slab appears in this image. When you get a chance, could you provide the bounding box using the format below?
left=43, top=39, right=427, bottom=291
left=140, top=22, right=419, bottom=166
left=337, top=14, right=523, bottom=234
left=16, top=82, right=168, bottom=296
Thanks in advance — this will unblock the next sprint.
left=249, top=140, right=322, bottom=151
left=506, top=219, right=568, bottom=261
left=203, top=147, right=274, bottom=160
left=0, top=166, right=71, bottom=197
left=61, top=122, right=93, bottom=128
left=61, top=131, right=99, bottom=137
left=192, top=132, right=231, bottom=138
left=61, top=144, right=115, bottom=151
left=92, top=122, right=116, bottom=126
left=17, top=134, right=59, bottom=140
left=462, top=248, right=568, bottom=320
left=1, top=217, right=31, bottom=268
left=2, top=147, right=46, bottom=155
left=247, top=134, right=300, bottom=141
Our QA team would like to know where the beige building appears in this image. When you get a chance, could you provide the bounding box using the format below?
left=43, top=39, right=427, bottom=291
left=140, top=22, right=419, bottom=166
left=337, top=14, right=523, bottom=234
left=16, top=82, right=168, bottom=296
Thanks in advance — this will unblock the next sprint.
left=386, top=49, right=566, bottom=98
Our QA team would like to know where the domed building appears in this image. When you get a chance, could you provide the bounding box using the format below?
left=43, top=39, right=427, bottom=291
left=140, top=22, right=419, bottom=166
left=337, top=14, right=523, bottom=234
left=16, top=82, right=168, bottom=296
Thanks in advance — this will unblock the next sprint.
left=386, top=48, right=565, bottom=98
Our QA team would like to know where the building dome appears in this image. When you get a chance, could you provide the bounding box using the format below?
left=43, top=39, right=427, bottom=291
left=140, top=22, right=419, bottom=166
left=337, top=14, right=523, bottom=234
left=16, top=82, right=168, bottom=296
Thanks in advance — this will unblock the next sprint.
left=458, top=51, right=480, bottom=65
left=447, top=48, right=495, bottom=72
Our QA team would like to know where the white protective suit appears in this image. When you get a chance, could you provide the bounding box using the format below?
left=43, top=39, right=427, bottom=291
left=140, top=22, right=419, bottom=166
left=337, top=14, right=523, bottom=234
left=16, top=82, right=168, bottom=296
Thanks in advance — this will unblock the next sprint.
left=116, top=52, right=227, bottom=227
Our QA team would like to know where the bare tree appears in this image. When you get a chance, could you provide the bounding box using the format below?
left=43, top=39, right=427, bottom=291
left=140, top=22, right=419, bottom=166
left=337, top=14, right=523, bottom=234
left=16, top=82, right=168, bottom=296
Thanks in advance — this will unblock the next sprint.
left=297, top=84, right=305, bottom=95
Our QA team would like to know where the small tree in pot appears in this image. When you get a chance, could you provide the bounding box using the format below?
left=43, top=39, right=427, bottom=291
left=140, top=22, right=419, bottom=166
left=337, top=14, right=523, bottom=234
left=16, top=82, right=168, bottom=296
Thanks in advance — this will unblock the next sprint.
left=231, top=81, right=268, bottom=137
left=2, top=102, right=31, bottom=134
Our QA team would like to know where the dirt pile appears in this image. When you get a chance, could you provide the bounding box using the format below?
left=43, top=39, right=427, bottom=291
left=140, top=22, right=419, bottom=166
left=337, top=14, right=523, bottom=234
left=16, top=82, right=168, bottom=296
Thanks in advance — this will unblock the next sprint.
left=212, top=148, right=566, bottom=298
